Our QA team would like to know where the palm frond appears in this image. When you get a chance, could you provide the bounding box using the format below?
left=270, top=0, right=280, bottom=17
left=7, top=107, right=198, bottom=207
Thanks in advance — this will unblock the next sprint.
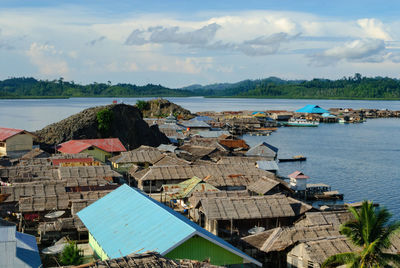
left=321, top=252, right=358, bottom=268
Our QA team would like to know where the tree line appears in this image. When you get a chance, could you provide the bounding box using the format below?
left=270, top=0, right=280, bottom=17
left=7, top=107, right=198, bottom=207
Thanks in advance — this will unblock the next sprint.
left=1, top=74, right=400, bottom=99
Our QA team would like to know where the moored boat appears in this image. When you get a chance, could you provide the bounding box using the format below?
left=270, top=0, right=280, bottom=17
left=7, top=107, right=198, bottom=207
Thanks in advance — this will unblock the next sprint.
left=285, top=118, right=319, bottom=127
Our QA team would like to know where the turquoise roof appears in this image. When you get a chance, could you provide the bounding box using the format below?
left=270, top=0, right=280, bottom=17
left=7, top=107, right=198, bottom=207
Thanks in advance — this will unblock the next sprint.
left=295, top=105, right=329, bottom=114
left=77, top=184, right=261, bottom=266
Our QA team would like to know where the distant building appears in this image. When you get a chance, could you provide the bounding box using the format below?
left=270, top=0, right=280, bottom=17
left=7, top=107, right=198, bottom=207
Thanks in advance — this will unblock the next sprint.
left=77, top=184, right=261, bottom=266
left=57, top=138, right=126, bottom=162
left=0, top=127, right=35, bottom=158
left=0, top=218, right=42, bottom=268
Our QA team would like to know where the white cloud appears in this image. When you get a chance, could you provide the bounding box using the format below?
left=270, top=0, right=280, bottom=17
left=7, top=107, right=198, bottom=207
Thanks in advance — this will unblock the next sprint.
left=307, top=39, right=394, bottom=66
left=26, top=43, right=69, bottom=76
left=357, top=18, right=391, bottom=40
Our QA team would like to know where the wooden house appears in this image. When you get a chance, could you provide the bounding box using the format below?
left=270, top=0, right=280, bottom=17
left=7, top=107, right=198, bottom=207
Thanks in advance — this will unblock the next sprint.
left=132, top=164, right=274, bottom=193
left=109, top=146, right=164, bottom=170
left=245, top=142, right=278, bottom=160
left=0, top=127, right=35, bottom=158
left=161, top=176, right=219, bottom=205
left=247, top=176, right=293, bottom=196
left=77, top=184, right=261, bottom=266
left=85, top=251, right=223, bottom=267
left=194, top=194, right=297, bottom=237
left=56, top=138, right=126, bottom=162
left=241, top=225, right=340, bottom=267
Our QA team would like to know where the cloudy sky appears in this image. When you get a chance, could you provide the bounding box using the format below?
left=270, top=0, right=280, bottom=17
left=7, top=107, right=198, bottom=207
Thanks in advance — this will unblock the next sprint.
left=1, top=0, right=400, bottom=87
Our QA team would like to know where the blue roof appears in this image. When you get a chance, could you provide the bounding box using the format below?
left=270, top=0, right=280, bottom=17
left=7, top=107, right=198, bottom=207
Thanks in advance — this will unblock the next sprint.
left=16, top=232, right=42, bottom=268
left=295, top=105, right=329, bottom=114
left=321, top=113, right=336, bottom=118
left=77, top=184, right=261, bottom=266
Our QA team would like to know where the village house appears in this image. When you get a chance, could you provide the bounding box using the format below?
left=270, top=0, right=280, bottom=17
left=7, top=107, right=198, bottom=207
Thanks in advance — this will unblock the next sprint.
left=0, top=127, right=35, bottom=158
left=161, top=176, right=220, bottom=206
left=85, top=251, right=224, bottom=267
left=241, top=224, right=339, bottom=267
left=109, top=145, right=164, bottom=171
left=256, top=160, right=279, bottom=174
left=245, top=142, right=279, bottom=160
left=132, top=164, right=274, bottom=193
left=56, top=138, right=126, bottom=162
left=0, top=218, right=42, bottom=268
left=247, top=176, right=293, bottom=196
left=77, top=184, right=262, bottom=266
left=193, top=194, right=301, bottom=237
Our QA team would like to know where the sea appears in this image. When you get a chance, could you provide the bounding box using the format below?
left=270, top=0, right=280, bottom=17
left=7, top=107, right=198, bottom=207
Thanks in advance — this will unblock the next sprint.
left=1, top=97, right=400, bottom=219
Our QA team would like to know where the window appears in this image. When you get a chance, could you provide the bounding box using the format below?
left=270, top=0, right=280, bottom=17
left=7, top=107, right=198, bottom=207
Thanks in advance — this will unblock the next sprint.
left=0, top=142, right=4, bottom=147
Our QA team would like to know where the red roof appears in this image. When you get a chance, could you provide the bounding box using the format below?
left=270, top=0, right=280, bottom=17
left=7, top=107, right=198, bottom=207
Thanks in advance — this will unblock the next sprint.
left=288, top=170, right=309, bottom=179
left=0, top=127, right=25, bottom=141
left=57, top=138, right=126, bottom=154
left=52, top=157, right=94, bottom=166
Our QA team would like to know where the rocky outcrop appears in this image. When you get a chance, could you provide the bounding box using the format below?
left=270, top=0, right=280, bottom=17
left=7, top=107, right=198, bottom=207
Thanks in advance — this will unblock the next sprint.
left=35, top=104, right=170, bottom=151
left=140, top=98, right=194, bottom=119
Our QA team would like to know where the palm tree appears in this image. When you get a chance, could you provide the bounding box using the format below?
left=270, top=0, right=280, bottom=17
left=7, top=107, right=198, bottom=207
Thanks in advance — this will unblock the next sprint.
left=322, top=201, right=400, bottom=268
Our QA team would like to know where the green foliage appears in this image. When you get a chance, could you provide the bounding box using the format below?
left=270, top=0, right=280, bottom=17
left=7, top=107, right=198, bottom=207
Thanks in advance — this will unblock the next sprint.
left=2, top=74, right=400, bottom=99
left=136, top=100, right=149, bottom=111
left=322, top=201, right=400, bottom=268
left=97, top=108, right=114, bottom=132
left=59, top=241, right=83, bottom=266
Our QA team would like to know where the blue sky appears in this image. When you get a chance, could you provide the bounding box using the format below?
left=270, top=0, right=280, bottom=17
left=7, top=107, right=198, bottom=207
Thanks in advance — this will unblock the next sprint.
left=1, top=1, right=400, bottom=87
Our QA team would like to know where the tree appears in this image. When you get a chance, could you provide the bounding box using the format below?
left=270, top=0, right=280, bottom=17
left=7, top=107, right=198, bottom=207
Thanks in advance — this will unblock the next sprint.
left=59, top=241, right=83, bottom=266
left=322, top=201, right=400, bottom=267
left=135, top=100, right=149, bottom=111
left=97, top=108, right=114, bottom=133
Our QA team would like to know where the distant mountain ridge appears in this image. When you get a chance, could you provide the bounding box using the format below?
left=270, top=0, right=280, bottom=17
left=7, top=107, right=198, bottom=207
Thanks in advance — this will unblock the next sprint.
left=1, top=74, right=400, bottom=99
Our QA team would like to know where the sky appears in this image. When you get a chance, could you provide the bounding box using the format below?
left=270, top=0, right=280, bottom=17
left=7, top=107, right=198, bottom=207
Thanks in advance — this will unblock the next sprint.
left=1, top=0, right=400, bottom=87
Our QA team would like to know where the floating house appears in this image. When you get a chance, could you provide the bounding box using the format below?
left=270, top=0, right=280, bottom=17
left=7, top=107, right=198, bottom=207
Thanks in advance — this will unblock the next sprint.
left=288, top=171, right=309, bottom=192
left=57, top=138, right=126, bottom=162
left=0, top=218, right=42, bottom=268
left=245, top=142, right=278, bottom=160
left=77, top=184, right=261, bottom=266
left=295, top=105, right=329, bottom=114
left=0, top=127, right=35, bottom=158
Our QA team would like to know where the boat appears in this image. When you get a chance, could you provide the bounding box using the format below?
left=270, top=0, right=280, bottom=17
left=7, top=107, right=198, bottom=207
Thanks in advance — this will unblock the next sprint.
left=279, top=155, right=307, bottom=162
left=285, top=118, right=319, bottom=127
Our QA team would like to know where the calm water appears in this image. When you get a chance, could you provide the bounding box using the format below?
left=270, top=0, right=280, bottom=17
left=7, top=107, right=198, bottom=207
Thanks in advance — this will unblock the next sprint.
left=2, top=97, right=400, bottom=131
left=243, top=119, right=400, bottom=219
left=1, top=97, right=400, bottom=218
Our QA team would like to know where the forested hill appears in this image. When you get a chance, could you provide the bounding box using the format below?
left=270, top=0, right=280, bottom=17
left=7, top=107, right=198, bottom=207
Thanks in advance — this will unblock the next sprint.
left=0, top=77, right=194, bottom=98
left=2, top=74, right=400, bottom=99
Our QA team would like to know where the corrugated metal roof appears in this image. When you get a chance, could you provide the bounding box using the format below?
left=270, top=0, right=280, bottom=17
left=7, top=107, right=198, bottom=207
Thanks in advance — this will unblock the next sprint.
left=15, top=231, right=42, bottom=268
left=245, top=142, right=278, bottom=158
left=57, top=138, right=126, bottom=154
left=295, top=105, right=329, bottom=114
left=256, top=160, right=279, bottom=171
left=52, top=158, right=94, bottom=166
left=0, top=127, right=25, bottom=141
left=288, top=171, right=309, bottom=179
left=77, top=184, right=261, bottom=266
left=181, top=120, right=211, bottom=128
left=196, top=131, right=230, bottom=138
